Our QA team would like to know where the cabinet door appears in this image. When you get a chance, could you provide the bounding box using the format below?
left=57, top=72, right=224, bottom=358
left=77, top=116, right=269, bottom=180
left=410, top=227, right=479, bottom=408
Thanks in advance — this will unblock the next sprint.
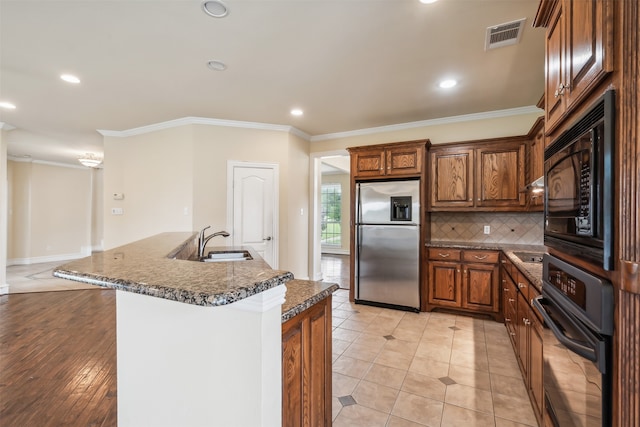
left=430, top=149, right=474, bottom=209
left=529, top=310, right=544, bottom=422
left=476, top=143, right=526, bottom=208
left=545, top=1, right=566, bottom=131
left=428, top=261, right=462, bottom=307
left=282, top=320, right=304, bottom=426
left=564, top=0, right=612, bottom=109
left=502, top=271, right=517, bottom=346
left=351, top=148, right=385, bottom=178
left=282, top=298, right=332, bottom=427
left=529, top=122, right=545, bottom=209
left=462, top=263, right=499, bottom=312
left=516, top=291, right=530, bottom=381
left=386, top=145, right=422, bottom=176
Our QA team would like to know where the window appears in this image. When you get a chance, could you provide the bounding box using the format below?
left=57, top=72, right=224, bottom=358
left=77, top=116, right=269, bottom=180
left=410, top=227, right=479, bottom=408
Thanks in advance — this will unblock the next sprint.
left=321, top=183, right=341, bottom=246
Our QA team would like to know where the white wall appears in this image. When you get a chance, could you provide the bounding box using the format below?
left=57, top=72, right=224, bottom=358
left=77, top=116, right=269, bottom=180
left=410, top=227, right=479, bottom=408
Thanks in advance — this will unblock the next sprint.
left=103, top=123, right=310, bottom=278
left=7, top=159, right=93, bottom=264
left=0, top=129, right=7, bottom=293
left=103, top=125, right=195, bottom=249
left=309, top=111, right=543, bottom=152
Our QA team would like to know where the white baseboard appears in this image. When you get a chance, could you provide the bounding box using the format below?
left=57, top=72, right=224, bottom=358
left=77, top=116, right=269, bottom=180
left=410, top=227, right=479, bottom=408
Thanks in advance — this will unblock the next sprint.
left=0, top=284, right=8, bottom=295
left=7, top=249, right=91, bottom=266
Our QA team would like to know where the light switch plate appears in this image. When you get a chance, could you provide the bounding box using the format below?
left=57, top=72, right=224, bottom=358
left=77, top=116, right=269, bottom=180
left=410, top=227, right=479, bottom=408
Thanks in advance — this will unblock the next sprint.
left=111, top=207, right=124, bottom=215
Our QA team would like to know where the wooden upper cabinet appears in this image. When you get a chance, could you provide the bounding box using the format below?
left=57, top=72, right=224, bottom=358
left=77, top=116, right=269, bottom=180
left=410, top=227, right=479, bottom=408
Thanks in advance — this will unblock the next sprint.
left=351, top=148, right=386, bottom=178
left=349, top=140, right=427, bottom=179
left=528, top=117, right=545, bottom=209
left=429, top=138, right=527, bottom=211
left=386, top=145, right=423, bottom=176
left=536, top=0, right=613, bottom=133
left=430, top=148, right=474, bottom=209
left=545, top=2, right=566, bottom=132
left=476, top=143, right=526, bottom=208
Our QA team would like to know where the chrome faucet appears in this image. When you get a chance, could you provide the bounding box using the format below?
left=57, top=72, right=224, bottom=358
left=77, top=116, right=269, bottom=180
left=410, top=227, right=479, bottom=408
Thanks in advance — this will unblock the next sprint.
left=197, top=226, right=231, bottom=258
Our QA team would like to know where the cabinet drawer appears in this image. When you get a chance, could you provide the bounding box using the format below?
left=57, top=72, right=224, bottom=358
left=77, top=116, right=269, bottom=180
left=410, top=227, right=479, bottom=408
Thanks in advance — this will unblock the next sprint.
left=463, top=250, right=499, bottom=264
left=515, top=271, right=531, bottom=301
left=428, top=248, right=461, bottom=261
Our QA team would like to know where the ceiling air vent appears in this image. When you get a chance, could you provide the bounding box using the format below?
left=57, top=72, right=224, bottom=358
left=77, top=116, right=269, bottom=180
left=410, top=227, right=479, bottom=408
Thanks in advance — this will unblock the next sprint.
left=485, top=18, right=526, bottom=50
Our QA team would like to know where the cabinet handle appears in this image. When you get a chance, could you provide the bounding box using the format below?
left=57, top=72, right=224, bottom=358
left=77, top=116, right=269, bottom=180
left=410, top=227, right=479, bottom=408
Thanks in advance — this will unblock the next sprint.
left=523, top=318, right=531, bottom=325
left=456, top=269, right=461, bottom=273
left=503, top=288, right=509, bottom=292
left=502, top=280, right=506, bottom=284
left=501, top=260, right=507, bottom=264
left=438, top=253, right=451, bottom=258
left=505, top=317, right=511, bottom=322
left=554, top=83, right=568, bottom=98
left=473, top=255, right=488, bottom=260
left=508, top=298, right=515, bottom=303
left=510, top=332, right=516, bottom=336
left=518, top=283, right=527, bottom=289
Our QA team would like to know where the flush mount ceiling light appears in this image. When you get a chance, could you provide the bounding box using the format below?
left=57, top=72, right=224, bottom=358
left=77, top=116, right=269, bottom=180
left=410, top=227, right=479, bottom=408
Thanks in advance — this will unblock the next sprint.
left=419, top=0, right=438, bottom=4
left=61, top=74, right=81, bottom=84
left=0, top=101, right=16, bottom=110
left=206, top=60, right=227, bottom=71
left=439, top=79, right=457, bottom=89
left=201, top=0, right=228, bottom=18
left=78, top=153, right=102, bottom=168
left=290, top=108, right=304, bottom=116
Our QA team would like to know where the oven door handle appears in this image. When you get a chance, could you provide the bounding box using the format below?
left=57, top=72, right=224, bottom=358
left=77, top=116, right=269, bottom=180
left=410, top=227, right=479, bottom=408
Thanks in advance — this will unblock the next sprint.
left=532, top=296, right=598, bottom=363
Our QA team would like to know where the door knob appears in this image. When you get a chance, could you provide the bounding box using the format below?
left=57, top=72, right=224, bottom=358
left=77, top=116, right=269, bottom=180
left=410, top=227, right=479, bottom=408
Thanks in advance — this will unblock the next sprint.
left=263, top=236, right=272, bottom=241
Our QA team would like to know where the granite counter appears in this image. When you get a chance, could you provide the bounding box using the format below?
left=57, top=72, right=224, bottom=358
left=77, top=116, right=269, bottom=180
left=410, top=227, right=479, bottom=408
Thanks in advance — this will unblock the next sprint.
left=53, top=232, right=294, bottom=307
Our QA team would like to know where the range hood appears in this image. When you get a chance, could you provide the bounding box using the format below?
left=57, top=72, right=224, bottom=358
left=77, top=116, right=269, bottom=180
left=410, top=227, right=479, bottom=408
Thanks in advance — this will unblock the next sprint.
left=521, top=176, right=544, bottom=193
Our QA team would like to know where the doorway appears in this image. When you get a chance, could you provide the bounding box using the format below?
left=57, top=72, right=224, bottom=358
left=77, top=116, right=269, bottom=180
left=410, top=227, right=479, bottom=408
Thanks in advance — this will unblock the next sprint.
left=310, top=151, right=350, bottom=288
left=227, top=161, right=279, bottom=268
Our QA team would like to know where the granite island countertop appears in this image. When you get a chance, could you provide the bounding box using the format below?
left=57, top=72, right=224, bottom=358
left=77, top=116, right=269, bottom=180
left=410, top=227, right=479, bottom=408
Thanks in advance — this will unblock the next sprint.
left=54, top=232, right=296, bottom=307
left=427, top=241, right=545, bottom=291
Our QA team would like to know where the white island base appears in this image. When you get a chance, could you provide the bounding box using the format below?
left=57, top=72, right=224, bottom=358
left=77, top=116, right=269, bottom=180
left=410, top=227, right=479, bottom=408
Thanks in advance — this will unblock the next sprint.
left=116, top=285, right=286, bottom=427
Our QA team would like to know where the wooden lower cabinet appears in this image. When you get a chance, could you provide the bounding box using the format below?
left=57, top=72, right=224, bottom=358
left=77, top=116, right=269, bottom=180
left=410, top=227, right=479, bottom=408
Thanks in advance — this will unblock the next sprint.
left=427, top=248, right=499, bottom=318
left=282, top=297, right=332, bottom=427
left=501, top=254, right=543, bottom=426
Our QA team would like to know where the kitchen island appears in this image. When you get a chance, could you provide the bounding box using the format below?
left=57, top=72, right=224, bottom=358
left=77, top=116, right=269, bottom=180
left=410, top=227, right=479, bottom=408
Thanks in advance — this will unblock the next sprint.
left=54, top=232, right=338, bottom=427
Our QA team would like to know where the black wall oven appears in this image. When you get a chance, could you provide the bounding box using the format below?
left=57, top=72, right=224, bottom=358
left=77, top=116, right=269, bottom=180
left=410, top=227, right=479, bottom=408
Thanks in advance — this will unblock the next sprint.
left=544, top=90, right=615, bottom=270
left=532, top=254, right=614, bottom=427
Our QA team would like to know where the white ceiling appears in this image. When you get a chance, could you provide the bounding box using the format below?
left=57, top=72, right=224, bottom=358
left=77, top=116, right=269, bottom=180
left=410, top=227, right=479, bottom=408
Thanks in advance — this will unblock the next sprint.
left=0, top=0, right=545, bottom=166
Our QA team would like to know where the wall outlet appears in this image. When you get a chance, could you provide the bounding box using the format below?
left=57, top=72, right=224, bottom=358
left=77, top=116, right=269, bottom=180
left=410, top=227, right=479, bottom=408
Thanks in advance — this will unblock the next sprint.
left=483, top=225, right=491, bottom=234
left=111, top=207, right=124, bottom=215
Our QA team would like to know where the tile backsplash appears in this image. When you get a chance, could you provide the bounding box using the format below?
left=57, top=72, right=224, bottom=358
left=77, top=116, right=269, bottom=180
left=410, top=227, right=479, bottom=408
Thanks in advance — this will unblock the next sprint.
left=430, top=212, right=544, bottom=245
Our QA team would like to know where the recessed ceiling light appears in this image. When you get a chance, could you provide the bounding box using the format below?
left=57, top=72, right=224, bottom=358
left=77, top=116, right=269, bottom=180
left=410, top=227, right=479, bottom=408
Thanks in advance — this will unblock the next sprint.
left=419, top=0, right=438, bottom=3
left=201, top=0, right=228, bottom=18
left=439, top=79, right=457, bottom=89
left=290, top=109, right=303, bottom=116
left=0, top=101, right=16, bottom=110
left=206, top=60, right=227, bottom=71
left=61, top=74, right=81, bottom=84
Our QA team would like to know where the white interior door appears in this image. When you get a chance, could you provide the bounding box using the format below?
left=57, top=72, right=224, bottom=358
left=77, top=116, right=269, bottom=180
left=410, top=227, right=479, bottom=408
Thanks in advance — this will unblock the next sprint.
left=228, top=162, right=278, bottom=268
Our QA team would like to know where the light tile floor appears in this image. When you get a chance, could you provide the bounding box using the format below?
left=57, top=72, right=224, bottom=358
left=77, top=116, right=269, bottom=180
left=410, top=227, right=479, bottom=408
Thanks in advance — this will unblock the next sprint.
left=330, top=289, right=538, bottom=427
left=5, top=261, right=96, bottom=293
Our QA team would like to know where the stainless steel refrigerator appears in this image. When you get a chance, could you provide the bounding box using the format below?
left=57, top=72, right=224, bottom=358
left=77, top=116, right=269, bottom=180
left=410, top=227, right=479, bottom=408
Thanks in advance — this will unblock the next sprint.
left=355, top=180, right=420, bottom=311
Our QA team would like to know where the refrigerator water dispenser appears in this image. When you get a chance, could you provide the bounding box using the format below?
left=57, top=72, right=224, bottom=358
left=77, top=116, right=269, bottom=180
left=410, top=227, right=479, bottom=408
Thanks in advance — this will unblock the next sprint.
left=391, top=196, right=412, bottom=221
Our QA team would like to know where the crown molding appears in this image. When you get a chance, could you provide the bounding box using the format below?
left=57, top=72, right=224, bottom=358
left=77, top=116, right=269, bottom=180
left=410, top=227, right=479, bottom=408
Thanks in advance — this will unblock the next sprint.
left=0, top=122, right=16, bottom=131
left=97, top=116, right=311, bottom=140
left=8, top=155, right=89, bottom=170
left=310, top=105, right=544, bottom=142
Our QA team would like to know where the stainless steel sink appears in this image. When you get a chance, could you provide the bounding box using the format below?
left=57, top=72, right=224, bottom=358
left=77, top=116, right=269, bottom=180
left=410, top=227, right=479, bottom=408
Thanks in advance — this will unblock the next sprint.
left=201, top=250, right=253, bottom=262
left=513, top=251, right=544, bottom=263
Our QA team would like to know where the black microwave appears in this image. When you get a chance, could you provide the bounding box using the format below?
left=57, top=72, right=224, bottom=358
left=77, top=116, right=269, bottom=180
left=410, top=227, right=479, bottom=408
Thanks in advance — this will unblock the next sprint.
left=544, top=90, right=615, bottom=270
